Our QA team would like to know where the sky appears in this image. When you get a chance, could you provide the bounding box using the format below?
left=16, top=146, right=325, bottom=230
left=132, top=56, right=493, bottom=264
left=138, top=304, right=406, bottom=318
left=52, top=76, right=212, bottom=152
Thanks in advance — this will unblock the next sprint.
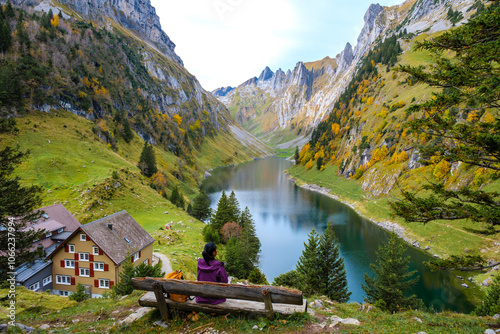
left=150, top=0, right=403, bottom=91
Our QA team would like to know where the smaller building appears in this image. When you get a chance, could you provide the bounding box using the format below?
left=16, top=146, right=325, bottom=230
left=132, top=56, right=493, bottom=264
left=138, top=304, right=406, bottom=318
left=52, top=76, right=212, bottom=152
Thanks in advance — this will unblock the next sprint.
left=15, top=204, right=81, bottom=292
left=51, top=210, right=155, bottom=298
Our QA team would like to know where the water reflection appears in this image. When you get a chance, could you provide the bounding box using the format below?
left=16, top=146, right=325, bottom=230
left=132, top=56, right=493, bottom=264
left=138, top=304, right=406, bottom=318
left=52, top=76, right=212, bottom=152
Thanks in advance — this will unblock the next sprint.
left=202, top=157, right=474, bottom=313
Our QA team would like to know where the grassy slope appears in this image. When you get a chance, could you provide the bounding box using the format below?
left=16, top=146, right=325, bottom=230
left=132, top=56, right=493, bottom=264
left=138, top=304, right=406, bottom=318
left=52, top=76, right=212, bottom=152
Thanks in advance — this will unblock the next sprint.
left=1, top=288, right=494, bottom=333
left=0, top=110, right=266, bottom=278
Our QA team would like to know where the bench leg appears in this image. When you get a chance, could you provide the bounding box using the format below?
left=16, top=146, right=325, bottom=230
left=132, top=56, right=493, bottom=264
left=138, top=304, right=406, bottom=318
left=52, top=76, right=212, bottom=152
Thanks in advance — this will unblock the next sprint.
left=153, top=282, right=170, bottom=321
left=262, top=289, right=275, bottom=321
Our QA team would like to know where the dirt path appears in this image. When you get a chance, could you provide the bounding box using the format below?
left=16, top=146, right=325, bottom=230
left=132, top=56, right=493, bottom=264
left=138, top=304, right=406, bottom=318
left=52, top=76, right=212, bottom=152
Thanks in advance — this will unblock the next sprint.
left=153, top=252, right=172, bottom=274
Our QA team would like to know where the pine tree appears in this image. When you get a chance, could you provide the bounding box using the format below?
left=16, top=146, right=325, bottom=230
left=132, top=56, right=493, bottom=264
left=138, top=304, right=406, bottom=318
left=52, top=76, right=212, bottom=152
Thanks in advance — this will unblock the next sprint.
left=210, top=190, right=238, bottom=237
left=5, top=1, right=14, bottom=18
left=228, top=191, right=241, bottom=222
left=224, top=237, right=245, bottom=278
left=122, top=117, right=134, bottom=143
left=186, top=203, right=193, bottom=216
left=69, top=283, right=90, bottom=302
left=192, top=189, right=212, bottom=221
left=0, top=144, right=44, bottom=282
left=16, top=11, right=29, bottom=48
left=294, top=146, right=299, bottom=165
left=362, top=233, right=422, bottom=313
left=318, top=223, right=350, bottom=302
left=296, top=229, right=322, bottom=295
left=239, top=207, right=261, bottom=274
left=390, top=5, right=500, bottom=270
left=316, top=156, right=323, bottom=170
left=138, top=142, right=157, bottom=177
left=169, top=185, right=184, bottom=209
left=113, top=256, right=136, bottom=296
left=474, top=275, right=500, bottom=316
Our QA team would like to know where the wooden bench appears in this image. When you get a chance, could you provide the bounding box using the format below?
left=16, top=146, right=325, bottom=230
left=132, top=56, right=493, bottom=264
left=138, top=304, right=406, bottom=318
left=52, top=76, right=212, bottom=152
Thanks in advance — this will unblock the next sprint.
left=131, top=277, right=307, bottom=321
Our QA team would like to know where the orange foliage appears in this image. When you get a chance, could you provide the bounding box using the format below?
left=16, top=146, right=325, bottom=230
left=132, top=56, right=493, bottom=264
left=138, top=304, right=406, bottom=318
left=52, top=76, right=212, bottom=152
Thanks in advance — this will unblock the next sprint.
left=305, top=159, right=314, bottom=170
left=433, top=159, right=451, bottom=179
left=173, top=114, right=183, bottom=126
left=50, top=15, right=59, bottom=28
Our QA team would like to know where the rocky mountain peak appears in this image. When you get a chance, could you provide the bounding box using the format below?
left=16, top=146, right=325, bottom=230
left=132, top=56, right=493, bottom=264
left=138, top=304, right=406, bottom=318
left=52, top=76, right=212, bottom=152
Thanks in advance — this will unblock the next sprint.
left=211, top=86, right=234, bottom=98
left=258, top=66, right=275, bottom=82
left=22, top=0, right=184, bottom=65
left=364, top=3, right=384, bottom=29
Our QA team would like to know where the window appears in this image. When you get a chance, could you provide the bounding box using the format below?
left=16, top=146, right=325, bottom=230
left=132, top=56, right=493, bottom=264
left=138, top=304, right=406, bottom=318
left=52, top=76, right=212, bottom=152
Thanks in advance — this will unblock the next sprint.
left=43, top=275, right=52, bottom=286
left=143, top=259, right=149, bottom=265
left=99, top=279, right=110, bottom=289
left=79, top=252, right=89, bottom=261
left=79, top=268, right=90, bottom=277
left=80, top=233, right=87, bottom=241
left=29, top=282, right=40, bottom=291
left=59, top=290, right=70, bottom=297
left=132, top=252, right=140, bottom=262
left=92, top=246, right=99, bottom=255
left=56, top=275, right=71, bottom=285
left=58, top=228, right=64, bottom=233
left=68, top=244, right=75, bottom=253
left=94, top=262, right=104, bottom=271
left=46, top=231, right=52, bottom=238
left=64, top=259, right=75, bottom=268
left=124, top=237, right=131, bottom=244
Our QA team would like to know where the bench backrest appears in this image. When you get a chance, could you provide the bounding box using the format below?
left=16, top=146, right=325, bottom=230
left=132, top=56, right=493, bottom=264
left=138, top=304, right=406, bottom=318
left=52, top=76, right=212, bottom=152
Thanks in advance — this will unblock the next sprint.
left=131, top=277, right=303, bottom=305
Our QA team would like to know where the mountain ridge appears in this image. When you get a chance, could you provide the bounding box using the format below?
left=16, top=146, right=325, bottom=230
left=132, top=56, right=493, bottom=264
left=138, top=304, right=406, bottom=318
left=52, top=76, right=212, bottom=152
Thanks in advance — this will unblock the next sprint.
left=214, top=0, right=476, bottom=146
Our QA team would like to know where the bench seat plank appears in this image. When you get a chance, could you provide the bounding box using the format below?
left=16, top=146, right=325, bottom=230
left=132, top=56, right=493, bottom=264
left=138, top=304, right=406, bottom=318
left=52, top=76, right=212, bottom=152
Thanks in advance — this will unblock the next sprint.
left=139, top=291, right=307, bottom=317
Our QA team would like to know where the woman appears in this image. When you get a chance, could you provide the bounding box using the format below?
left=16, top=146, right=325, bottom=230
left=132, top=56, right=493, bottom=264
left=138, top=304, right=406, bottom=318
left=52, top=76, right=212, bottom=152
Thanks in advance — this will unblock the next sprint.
left=196, top=242, right=228, bottom=304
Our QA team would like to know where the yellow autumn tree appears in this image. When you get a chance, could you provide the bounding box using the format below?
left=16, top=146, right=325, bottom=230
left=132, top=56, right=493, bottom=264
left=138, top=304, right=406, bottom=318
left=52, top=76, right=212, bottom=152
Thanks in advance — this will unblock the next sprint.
left=331, top=123, right=340, bottom=136
left=173, top=114, right=182, bottom=126
left=433, top=159, right=451, bottom=179
left=50, top=14, right=59, bottom=28
left=369, top=145, right=388, bottom=166
left=305, top=159, right=314, bottom=170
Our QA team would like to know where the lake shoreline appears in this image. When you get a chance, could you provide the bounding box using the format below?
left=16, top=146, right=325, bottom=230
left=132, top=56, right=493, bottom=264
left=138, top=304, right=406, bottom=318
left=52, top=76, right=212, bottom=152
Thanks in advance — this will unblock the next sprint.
left=284, top=171, right=433, bottom=255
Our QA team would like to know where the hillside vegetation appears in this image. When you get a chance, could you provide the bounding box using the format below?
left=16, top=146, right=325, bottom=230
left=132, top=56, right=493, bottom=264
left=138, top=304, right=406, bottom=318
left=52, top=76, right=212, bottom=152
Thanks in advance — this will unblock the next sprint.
left=290, top=1, right=500, bottom=286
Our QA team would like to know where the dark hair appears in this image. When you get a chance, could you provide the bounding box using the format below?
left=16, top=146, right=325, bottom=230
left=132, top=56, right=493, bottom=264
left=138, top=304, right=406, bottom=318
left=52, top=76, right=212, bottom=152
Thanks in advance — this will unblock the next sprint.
left=202, top=242, right=217, bottom=265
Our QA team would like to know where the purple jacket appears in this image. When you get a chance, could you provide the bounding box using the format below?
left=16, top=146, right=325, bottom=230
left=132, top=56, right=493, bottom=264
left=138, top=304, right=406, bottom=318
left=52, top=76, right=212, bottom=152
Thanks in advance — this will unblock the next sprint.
left=196, top=258, right=228, bottom=305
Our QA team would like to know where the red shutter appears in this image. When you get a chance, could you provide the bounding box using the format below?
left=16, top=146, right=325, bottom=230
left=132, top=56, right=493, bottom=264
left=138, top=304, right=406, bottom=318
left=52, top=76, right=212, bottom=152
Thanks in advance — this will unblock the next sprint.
left=71, top=277, right=75, bottom=285
left=90, top=267, right=94, bottom=277
left=60, top=260, right=65, bottom=268
left=75, top=262, right=79, bottom=276
left=74, top=253, right=79, bottom=261
left=131, top=256, right=134, bottom=263
left=89, top=254, right=94, bottom=262
left=65, top=245, right=69, bottom=252
left=146, top=258, right=149, bottom=265
left=104, top=264, right=109, bottom=271
left=99, top=248, right=103, bottom=255
left=94, top=279, right=99, bottom=288
left=109, top=281, right=114, bottom=288
left=139, top=251, right=141, bottom=258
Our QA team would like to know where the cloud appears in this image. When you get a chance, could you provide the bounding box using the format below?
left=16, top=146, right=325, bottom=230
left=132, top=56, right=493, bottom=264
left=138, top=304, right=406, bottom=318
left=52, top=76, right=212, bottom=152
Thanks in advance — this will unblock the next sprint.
left=152, top=0, right=298, bottom=91
left=151, top=0, right=408, bottom=91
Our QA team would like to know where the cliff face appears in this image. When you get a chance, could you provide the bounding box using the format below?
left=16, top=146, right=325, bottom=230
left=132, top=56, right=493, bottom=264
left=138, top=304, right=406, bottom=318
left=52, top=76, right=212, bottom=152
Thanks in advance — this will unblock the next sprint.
left=10, top=0, right=182, bottom=64
left=215, top=0, right=475, bottom=145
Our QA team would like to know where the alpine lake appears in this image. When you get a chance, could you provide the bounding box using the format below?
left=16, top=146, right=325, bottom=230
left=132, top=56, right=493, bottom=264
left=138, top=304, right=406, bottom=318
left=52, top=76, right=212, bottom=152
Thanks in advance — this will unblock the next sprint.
left=201, top=157, right=476, bottom=313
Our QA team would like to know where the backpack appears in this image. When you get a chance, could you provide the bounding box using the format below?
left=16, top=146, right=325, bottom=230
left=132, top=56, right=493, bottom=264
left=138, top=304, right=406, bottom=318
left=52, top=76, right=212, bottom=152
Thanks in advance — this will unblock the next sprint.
left=165, top=270, right=190, bottom=302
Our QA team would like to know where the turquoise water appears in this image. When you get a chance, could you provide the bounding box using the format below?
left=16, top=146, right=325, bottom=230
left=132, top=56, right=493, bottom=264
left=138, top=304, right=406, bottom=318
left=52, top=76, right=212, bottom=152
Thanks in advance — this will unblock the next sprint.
left=202, top=157, right=474, bottom=313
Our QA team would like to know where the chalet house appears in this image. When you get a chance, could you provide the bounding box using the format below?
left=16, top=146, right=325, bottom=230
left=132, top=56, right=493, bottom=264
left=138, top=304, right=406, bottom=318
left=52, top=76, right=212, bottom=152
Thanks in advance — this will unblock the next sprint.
left=14, top=204, right=81, bottom=292
left=50, top=211, right=154, bottom=297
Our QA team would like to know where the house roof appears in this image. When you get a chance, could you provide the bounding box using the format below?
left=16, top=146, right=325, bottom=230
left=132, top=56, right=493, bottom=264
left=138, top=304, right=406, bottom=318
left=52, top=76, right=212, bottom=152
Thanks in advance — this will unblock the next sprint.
left=36, top=204, right=81, bottom=232
left=80, top=211, right=155, bottom=265
left=30, top=219, right=65, bottom=233
left=16, top=260, right=52, bottom=283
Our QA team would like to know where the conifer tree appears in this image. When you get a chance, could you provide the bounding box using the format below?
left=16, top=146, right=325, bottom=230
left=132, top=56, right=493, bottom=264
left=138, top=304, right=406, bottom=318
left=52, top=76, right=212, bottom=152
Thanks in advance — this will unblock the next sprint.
left=0, top=144, right=44, bottom=282
left=138, top=142, right=157, bottom=177
left=228, top=190, right=241, bottom=222
left=362, top=233, right=422, bottom=313
left=318, top=223, right=350, bottom=302
left=294, top=146, right=299, bottom=165
left=210, top=190, right=239, bottom=237
left=122, top=117, right=134, bottom=143
left=169, top=185, right=184, bottom=210
left=239, top=207, right=261, bottom=273
left=296, top=229, right=322, bottom=295
left=390, top=4, right=500, bottom=270
left=191, top=189, right=212, bottom=221
left=113, top=257, right=136, bottom=296
left=224, top=237, right=245, bottom=278
left=5, top=1, right=14, bottom=18
left=474, top=275, right=500, bottom=316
